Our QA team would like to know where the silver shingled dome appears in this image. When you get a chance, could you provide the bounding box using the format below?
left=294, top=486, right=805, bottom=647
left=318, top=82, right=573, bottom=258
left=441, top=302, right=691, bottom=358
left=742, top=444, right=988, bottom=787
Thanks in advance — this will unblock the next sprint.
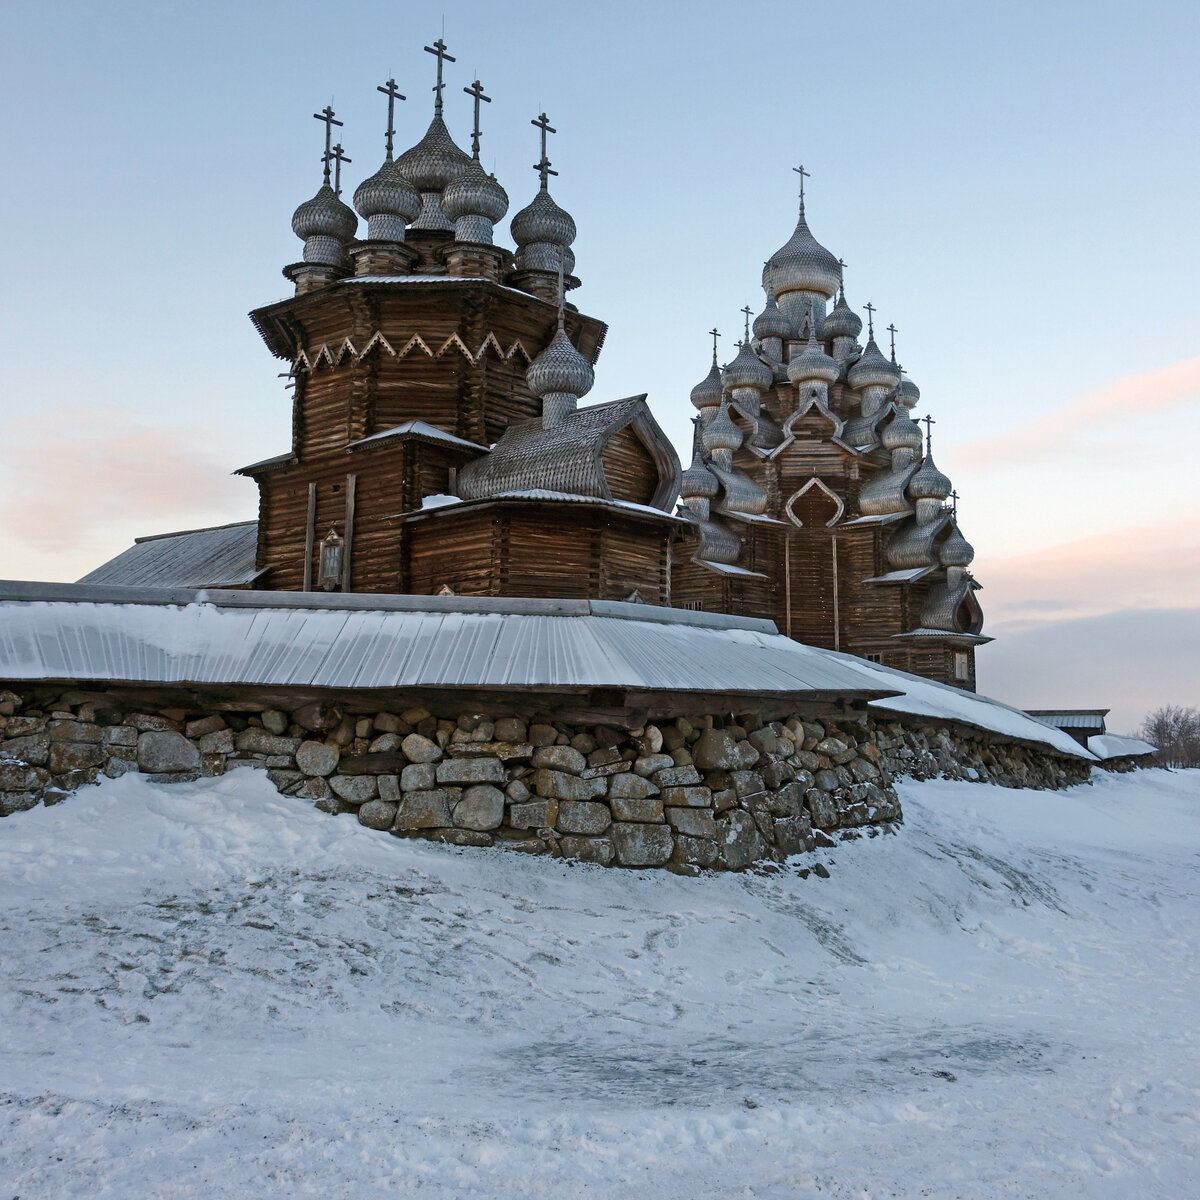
left=292, top=183, right=358, bottom=242
left=762, top=205, right=842, bottom=300
left=511, top=185, right=577, bottom=249
left=690, top=360, right=724, bottom=410
left=353, top=158, right=421, bottom=225
left=723, top=340, right=774, bottom=393
left=821, top=293, right=863, bottom=341
left=880, top=409, right=924, bottom=452
left=526, top=326, right=595, bottom=401
left=786, top=323, right=840, bottom=385
left=442, top=158, right=510, bottom=224
left=939, top=525, right=975, bottom=567
left=680, top=440, right=719, bottom=500
left=395, top=114, right=471, bottom=192
left=702, top=398, right=743, bottom=453
left=753, top=290, right=794, bottom=341
left=898, top=373, right=921, bottom=409
left=847, top=337, right=901, bottom=391
left=908, top=453, right=952, bottom=501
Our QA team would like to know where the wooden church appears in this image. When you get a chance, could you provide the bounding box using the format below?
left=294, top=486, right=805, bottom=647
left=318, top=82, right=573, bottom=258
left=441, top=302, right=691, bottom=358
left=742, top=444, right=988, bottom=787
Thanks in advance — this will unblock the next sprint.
left=82, top=42, right=989, bottom=690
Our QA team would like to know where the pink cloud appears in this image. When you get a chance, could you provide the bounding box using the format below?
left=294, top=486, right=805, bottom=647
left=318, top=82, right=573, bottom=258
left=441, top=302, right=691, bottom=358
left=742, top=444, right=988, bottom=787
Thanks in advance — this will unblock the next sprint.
left=982, top=518, right=1200, bottom=631
left=955, top=357, right=1200, bottom=472
left=0, top=405, right=253, bottom=553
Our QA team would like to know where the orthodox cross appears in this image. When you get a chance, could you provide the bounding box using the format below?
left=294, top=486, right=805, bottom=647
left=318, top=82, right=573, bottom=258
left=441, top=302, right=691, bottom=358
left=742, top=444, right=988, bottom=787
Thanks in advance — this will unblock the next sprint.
left=709, top=326, right=720, bottom=363
left=376, top=79, right=405, bottom=158
left=887, top=322, right=898, bottom=361
left=425, top=38, right=455, bottom=115
left=741, top=305, right=753, bottom=342
left=313, top=105, right=343, bottom=185
left=793, top=163, right=810, bottom=207
left=921, top=413, right=936, bottom=454
left=532, top=112, right=558, bottom=186
left=837, top=258, right=848, bottom=298
left=463, top=79, right=491, bottom=159
left=328, top=143, right=351, bottom=195
left=863, top=300, right=876, bottom=339
left=949, top=488, right=959, bottom=516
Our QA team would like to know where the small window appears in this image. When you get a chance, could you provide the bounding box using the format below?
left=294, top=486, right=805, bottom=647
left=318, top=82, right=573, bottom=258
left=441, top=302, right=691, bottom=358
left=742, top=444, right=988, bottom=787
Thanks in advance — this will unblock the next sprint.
left=955, top=651, right=969, bottom=680
left=865, top=652, right=883, bottom=664
left=680, top=600, right=704, bottom=612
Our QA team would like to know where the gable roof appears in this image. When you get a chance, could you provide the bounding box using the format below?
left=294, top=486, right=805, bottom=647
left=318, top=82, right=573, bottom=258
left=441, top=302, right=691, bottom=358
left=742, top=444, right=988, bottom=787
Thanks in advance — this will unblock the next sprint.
left=78, top=521, right=264, bottom=589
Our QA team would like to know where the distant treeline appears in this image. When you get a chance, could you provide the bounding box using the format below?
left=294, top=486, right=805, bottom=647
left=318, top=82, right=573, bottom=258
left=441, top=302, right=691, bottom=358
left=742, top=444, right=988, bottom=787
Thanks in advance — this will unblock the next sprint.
left=1140, top=706, right=1200, bottom=768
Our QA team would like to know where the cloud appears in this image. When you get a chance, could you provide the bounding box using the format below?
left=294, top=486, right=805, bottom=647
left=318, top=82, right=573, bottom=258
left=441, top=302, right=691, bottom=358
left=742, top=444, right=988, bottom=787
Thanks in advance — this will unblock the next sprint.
left=0, top=404, right=253, bottom=554
left=981, top=518, right=1200, bottom=631
left=954, top=357, right=1200, bottom=472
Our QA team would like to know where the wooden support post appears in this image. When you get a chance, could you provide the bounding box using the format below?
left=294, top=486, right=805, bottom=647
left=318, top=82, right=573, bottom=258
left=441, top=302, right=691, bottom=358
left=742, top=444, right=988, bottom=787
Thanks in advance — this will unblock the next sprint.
left=831, top=533, right=840, bottom=652
left=341, top=473, right=357, bottom=592
left=303, top=483, right=316, bottom=591
left=784, top=533, right=792, bottom=639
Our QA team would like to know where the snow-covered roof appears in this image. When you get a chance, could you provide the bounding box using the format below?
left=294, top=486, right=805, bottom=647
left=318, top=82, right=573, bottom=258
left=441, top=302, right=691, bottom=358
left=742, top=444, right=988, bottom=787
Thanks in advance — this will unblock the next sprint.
left=77, top=522, right=264, bottom=590
left=347, top=420, right=489, bottom=454
left=0, top=583, right=892, bottom=705
left=811, top=648, right=1097, bottom=760
left=1088, top=734, right=1157, bottom=760
left=1028, top=710, right=1109, bottom=731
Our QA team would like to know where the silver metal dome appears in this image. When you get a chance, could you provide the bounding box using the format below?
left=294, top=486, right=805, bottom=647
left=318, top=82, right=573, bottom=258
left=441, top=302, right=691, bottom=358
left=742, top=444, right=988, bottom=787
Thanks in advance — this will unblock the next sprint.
left=821, top=293, right=862, bottom=342
left=753, top=290, right=794, bottom=341
left=690, top=360, right=724, bottom=410
left=395, top=114, right=471, bottom=193
left=939, top=525, right=975, bottom=568
left=511, top=185, right=577, bottom=249
left=442, top=158, right=509, bottom=224
left=723, top=340, right=774, bottom=393
left=847, top=337, right=900, bottom=391
left=353, top=158, right=421, bottom=237
left=702, top=398, right=743, bottom=453
left=898, top=373, right=921, bottom=409
left=908, top=453, right=952, bottom=501
left=680, top=431, right=719, bottom=500
left=786, top=324, right=839, bottom=385
left=762, top=203, right=841, bottom=301
left=526, top=325, right=595, bottom=401
left=880, top=409, right=924, bottom=452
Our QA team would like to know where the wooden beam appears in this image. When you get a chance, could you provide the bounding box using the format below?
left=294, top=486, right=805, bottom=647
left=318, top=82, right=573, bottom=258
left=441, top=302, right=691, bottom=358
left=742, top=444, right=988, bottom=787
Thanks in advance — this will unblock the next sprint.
left=303, top=482, right=316, bottom=591
left=341, top=473, right=357, bottom=592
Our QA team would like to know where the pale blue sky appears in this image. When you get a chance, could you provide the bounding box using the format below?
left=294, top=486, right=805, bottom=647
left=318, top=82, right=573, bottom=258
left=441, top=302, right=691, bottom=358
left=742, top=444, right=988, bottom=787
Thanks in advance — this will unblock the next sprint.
left=1, top=0, right=1197, bottom=731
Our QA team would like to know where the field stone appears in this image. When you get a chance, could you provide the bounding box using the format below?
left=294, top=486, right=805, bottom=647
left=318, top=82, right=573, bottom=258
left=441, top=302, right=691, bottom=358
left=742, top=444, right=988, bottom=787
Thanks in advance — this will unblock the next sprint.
left=0, top=791, right=41, bottom=816
left=557, top=800, right=611, bottom=836
left=559, top=836, right=614, bottom=865
left=652, top=764, right=701, bottom=787
left=610, top=795, right=663, bottom=823
left=494, top=717, right=527, bottom=742
left=611, top=822, right=673, bottom=867
left=528, top=723, right=558, bottom=747
left=530, top=769, right=607, bottom=801
left=400, top=762, right=436, bottom=791
left=236, top=729, right=300, bottom=757
left=530, top=745, right=586, bottom=775
left=329, top=775, right=377, bottom=805
left=373, top=712, right=405, bottom=734
left=49, top=743, right=104, bottom=773
left=665, top=807, right=716, bottom=838
left=0, top=762, right=46, bottom=792
left=185, top=715, right=225, bottom=739
left=196, top=727, right=234, bottom=755
left=369, top=733, right=403, bottom=753
left=401, top=733, right=442, bottom=763
left=436, top=757, right=505, bottom=785
left=378, top=775, right=401, bottom=802
left=717, top=810, right=765, bottom=871
left=395, top=789, right=454, bottom=830
left=357, top=800, right=398, bottom=830
left=608, top=772, right=658, bottom=799
left=505, top=778, right=530, bottom=803
left=774, top=815, right=814, bottom=856
left=673, top=834, right=719, bottom=869
left=138, top=730, right=200, bottom=774
left=296, top=741, right=340, bottom=777
left=509, top=798, right=557, bottom=830
left=48, top=720, right=102, bottom=744
left=632, top=753, right=674, bottom=777
left=453, top=784, right=505, bottom=831
left=692, top=729, right=741, bottom=771
left=260, top=710, right=289, bottom=736
left=2, top=734, right=49, bottom=766
left=659, top=785, right=712, bottom=808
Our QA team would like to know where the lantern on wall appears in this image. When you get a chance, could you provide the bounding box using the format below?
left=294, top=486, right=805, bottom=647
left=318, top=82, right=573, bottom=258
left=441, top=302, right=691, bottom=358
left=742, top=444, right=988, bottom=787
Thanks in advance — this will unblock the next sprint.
left=317, top=527, right=344, bottom=591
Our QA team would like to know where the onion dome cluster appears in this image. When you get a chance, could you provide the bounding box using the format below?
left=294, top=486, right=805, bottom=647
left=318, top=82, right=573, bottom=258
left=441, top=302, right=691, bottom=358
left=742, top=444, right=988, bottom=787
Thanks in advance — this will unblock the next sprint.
left=293, top=184, right=359, bottom=265
left=762, top=203, right=842, bottom=302
left=396, top=114, right=472, bottom=231
left=442, top=157, right=509, bottom=244
left=353, top=158, right=421, bottom=241
left=511, top=186, right=577, bottom=273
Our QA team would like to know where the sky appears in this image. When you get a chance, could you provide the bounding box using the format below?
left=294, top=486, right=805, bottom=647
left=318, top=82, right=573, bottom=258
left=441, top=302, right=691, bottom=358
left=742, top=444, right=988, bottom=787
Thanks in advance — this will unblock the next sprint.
left=0, top=0, right=1196, bottom=733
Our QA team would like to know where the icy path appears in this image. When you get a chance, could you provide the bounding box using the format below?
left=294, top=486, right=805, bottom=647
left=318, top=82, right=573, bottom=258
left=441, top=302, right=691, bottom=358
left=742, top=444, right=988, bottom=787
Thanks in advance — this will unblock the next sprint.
left=1, top=769, right=1198, bottom=1198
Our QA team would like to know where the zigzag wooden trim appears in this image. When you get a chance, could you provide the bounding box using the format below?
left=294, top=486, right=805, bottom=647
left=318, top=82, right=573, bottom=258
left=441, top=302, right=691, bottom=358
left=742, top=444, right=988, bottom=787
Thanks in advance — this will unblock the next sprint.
left=292, top=329, right=534, bottom=372
left=436, top=333, right=473, bottom=360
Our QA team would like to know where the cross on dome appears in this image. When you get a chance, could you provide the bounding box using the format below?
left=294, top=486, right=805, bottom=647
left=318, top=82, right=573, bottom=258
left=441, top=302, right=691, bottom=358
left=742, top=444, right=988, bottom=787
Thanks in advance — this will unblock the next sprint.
left=709, top=327, right=720, bottom=364
left=864, top=301, right=876, bottom=339
left=463, top=79, right=491, bottom=159
left=921, top=413, right=936, bottom=454
left=532, top=112, right=558, bottom=187
left=376, top=78, right=405, bottom=158
left=328, top=143, right=351, bottom=196
left=887, top=322, right=898, bottom=361
left=313, top=105, right=343, bottom=185
left=424, top=38, right=456, bottom=115
left=838, top=258, right=848, bottom=297
left=793, top=163, right=810, bottom=210
left=741, top=305, right=753, bottom=342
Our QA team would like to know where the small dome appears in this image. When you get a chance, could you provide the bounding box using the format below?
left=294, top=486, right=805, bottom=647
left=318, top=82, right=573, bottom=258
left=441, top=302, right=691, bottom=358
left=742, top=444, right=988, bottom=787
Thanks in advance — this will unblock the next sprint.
left=762, top=205, right=841, bottom=300
left=821, top=293, right=862, bottom=342
left=292, top=183, right=358, bottom=242
left=511, top=186, right=577, bottom=249
left=880, top=409, right=924, bottom=452
left=690, top=360, right=724, bottom=410
left=442, top=158, right=509, bottom=224
left=898, top=373, right=921, bottom=409
left=753, top=290, right=794, bottom=341
left=786, top=323, right=839, bottom=385
left=940, top=525, right=975, bottom=567
left=847, top=336, right=900, bottom=391
left=680, top=441, right=719, bottom=500
left=526, top=325, right=594, bottom=401
left=908, top=452, right=952, bottom=501
left=702, top=398, right=743, bottom=453
left=353, top=158, right=421, bottom=224
left=395, top=114, right=471, bottom=193
left=723, top=340, right=773, bottom=393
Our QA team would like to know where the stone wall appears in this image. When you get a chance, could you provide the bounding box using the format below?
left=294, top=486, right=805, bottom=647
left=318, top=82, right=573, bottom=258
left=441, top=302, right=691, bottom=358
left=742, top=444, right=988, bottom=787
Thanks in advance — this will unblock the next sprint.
left=0, top=688, right=1092, bottom=871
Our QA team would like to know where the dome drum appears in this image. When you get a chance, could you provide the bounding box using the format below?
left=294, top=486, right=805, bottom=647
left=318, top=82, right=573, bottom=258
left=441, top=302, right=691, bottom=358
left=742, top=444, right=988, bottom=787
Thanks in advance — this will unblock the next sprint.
left=410, top=193, right=455, bottom=232
left=299, top=234, right=347, bottom=267
left=515, top=242, right=576, bottom=273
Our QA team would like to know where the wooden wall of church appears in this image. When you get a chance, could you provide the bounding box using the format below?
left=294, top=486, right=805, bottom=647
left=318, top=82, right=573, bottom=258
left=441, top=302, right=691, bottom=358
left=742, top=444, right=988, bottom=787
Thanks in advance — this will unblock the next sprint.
left=600, top=427, right=658, bottom=507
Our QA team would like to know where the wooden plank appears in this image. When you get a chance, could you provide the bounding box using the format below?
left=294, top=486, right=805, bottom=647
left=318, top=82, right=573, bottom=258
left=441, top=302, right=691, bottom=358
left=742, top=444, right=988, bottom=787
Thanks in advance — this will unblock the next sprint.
left=341, top=473, right=357, bottom=592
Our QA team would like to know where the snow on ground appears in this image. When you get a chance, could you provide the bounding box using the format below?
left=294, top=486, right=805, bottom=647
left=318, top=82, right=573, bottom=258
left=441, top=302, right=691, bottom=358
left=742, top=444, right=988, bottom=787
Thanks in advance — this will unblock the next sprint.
left=1, top=768, right=1199, bottom=1199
